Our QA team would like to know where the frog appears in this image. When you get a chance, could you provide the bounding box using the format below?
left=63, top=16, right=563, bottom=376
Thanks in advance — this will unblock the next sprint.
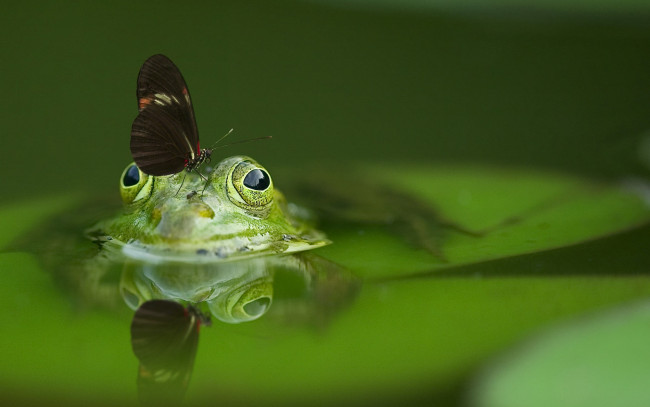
left=88, top=155, right=330, bottom=262
left=74, top=155, right=360, bottom=325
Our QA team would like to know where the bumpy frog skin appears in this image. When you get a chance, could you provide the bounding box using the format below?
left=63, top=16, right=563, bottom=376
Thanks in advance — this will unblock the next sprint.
left=91, top=155, right=330, bottom=263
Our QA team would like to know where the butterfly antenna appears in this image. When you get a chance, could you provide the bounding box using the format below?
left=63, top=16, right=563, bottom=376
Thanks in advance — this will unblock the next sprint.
left=206, top=128, right=234, bottom=150
left=213, top=135, right=272, bottom=150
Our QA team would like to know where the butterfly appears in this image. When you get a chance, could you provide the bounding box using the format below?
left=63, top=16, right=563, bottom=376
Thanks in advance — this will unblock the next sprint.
left=130, top=54, right=212, bottom=178
left=130, top=299, right=211, bottom=405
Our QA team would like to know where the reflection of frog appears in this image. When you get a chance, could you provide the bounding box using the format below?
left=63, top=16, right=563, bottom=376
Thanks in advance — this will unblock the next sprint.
left=119, top=252, right=358, bottom=325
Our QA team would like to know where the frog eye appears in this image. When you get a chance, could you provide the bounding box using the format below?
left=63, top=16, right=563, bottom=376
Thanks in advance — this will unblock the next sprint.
left=120, top=163, right=152, bottom=204
left=122, top=164, right=140, bottom=187
left=227, top=160, right=274, bottom=217
left=243, top=169, right=271, bottom=191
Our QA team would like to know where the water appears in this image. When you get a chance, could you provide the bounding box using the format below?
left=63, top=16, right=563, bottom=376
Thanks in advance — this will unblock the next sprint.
left=2, top=1, right=650, bottom=406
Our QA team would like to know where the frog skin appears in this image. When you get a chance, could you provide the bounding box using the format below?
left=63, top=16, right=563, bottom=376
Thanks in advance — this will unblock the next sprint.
left=88, top=155, right=330, bottom=263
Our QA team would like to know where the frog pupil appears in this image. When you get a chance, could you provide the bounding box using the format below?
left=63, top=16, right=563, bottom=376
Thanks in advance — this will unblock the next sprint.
left=123, top=165, right=140, bottom=187
left=243, top=169, right=270, bottom=191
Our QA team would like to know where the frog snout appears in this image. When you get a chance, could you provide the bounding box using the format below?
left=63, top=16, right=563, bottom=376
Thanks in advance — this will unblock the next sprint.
left=156, top=202, right=215, bottom=239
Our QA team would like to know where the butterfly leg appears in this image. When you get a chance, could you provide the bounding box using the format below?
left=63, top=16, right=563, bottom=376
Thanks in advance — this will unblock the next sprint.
left=174, top=173, right=188, bottom=196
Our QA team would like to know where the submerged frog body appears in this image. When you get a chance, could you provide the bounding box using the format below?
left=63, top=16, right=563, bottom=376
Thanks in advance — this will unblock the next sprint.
left=89, top=156, right=330, bottom=263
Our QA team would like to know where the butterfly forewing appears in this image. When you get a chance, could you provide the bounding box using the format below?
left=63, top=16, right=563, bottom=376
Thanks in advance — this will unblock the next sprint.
left=131, top=300, right=202, bottom=369
left=131, top=54, right=200, bottom=175
left=131, top=104, right=193, bottom=175
left=131, top=300, right=210, bottom=405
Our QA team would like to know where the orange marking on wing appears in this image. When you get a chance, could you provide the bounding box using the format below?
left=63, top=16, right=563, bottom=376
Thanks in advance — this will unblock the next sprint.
left=138, top=97, right=152, bottom=110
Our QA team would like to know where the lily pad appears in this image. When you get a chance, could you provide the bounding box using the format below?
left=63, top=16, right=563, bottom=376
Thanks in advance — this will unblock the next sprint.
left=469, top=299, right=650, bottom=407
left=0, top=165, right=648, bottom=405
left=319, top=165, right=650, bottom=279
left=3, top=166, right=647, bottom=278
left=2, top=253, right=650, bottom=405
left=186, top=276, right=650, bottom=405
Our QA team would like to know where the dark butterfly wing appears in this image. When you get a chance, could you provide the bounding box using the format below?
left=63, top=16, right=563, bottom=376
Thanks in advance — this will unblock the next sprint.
left=131, top=103, right=193, bottom=175
left=130, top=300, right=210, bottom=405
left=131, top=54, right=200, bottom=175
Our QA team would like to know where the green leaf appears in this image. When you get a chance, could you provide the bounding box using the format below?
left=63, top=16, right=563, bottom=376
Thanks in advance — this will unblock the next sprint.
left=186, top=277, right=650, bottom=404
left=1, top=167, right=648, bottom=404
left=320, top=165, right=650, bottom=279
left=470, top=300, right=650, bottom=407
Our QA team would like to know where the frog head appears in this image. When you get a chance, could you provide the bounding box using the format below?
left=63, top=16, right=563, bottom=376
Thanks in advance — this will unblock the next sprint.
left=98, top=156, right=329, bottom=262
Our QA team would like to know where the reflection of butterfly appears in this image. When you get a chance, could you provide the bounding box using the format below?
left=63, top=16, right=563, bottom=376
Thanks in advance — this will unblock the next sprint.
left=130, top=300, right=211, bottom=406
left=130, top=54, right=212, bottom=177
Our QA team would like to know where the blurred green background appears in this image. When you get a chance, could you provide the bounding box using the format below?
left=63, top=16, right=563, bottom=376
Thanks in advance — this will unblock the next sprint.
left=3, top=0, right=650, bottom=202
left=2, top=1, right=650, bottom=406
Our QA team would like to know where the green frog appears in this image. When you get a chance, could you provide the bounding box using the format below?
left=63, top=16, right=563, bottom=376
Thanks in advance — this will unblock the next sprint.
left=90, top=155, right=330, bottom=262
left=79, top=155, right=361, bottom=324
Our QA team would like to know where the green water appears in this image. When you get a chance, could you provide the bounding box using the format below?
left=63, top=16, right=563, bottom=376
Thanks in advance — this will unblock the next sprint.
left=2, top=1, right=650, bottom=406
